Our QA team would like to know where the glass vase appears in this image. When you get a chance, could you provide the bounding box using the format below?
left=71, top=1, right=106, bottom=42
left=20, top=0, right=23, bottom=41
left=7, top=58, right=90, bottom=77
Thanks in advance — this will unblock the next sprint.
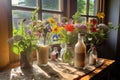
left=20, top=51, right=33, bottom=70
left=62, top=44, right=74, bottom=65
left=36, top=44, right=49, bottom=66
left=36, top=35, right=49, bottom=66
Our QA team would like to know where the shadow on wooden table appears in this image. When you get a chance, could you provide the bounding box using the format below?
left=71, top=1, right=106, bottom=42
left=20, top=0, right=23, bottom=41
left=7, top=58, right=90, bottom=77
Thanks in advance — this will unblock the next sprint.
left=38, top=64, right=62, bottom=80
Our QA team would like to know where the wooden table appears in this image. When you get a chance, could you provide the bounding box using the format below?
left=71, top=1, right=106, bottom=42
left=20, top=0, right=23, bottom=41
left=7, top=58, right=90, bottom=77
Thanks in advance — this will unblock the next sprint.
left=2, top=58, right=115, bottom=80
left=40, top=58, right=114, bottom=80
left=80, top=58, right=114, bottom=80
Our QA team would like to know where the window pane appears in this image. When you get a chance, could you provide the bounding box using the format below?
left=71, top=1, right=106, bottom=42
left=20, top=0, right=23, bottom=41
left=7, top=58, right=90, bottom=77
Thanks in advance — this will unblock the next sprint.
left=80, top=17, right=86, bottom=23
left=12, top=0, right=37, bottom=8
left=77, top=0, right=86, bottom=15
left=89, top=0, right=97, bottom=15
left=42, top=13, right=61, bottom=22
left=42, top=0, right=62, bottom=11
left=12, top=10, right=33, bottom=29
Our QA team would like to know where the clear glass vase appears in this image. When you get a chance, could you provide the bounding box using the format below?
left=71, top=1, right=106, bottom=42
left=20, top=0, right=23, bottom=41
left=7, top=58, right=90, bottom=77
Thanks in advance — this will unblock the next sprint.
left=36, top=35, right=49, bottom=66
left=62, top=44, right=74, bottom=65
left=37, top=44, right=49, bottom=66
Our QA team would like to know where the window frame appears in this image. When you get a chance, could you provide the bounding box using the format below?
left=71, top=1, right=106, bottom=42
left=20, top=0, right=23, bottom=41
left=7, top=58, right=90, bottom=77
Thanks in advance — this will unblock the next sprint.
left=12, top=0, right=64, bottom=20
left=79, top=0, right=105, bottom=22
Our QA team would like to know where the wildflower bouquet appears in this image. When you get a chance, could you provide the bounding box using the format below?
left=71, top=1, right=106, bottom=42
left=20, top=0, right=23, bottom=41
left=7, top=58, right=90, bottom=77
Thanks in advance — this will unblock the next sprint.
left=8, top=9, right=43, bottom=55
left=59, top=19, right=78, bottom=45
left=84, top=18, right=116, bottom=46
left=8, top=19, right=39, bottom=55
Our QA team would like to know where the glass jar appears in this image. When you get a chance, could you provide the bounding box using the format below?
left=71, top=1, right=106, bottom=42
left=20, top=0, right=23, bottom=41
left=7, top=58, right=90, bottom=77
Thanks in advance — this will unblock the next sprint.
left=62, top=44, right=74, bottom=65
left=37, top=45, right=49, bottom=66
left=74, top=33, right=86, bottom=68
left=37, top=35, right=49, bottom=66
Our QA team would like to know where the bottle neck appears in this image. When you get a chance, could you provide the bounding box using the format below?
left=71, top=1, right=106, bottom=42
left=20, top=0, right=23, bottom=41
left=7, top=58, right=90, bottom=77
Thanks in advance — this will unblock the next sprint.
left=78, top=33, right=84, bottom=42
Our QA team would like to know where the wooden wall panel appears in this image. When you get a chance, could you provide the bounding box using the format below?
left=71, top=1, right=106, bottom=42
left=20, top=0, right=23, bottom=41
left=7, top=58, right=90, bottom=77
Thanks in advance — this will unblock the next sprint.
left=0, top=0, right=10, bottom=68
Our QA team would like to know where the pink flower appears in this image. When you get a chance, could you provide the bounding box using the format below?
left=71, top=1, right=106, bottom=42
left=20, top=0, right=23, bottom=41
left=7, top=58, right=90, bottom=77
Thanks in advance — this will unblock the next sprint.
left=35, top=32, right=40, bottom=37
left=74, top=23, right=88, bottom=32
left=58, top=23, right=66, bottom=27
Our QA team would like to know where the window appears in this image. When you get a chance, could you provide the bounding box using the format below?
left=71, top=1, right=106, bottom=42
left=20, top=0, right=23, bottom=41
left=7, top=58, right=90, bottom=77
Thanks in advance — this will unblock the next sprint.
left=11, top=0, right=63, bottom=30
left=77, top=0, right=105, bottom=22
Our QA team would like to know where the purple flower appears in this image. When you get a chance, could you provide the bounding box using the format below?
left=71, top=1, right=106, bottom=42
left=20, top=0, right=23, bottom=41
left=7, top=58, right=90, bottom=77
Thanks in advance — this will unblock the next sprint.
left=75, top=23, right=87, bottom=30
left=58, top=22, right=65, bottom=27
left=27, top=30, right=31, bottom=34
left=46, top=24, right=52, bottom=32
left=74, top=23, right=88, bottom=33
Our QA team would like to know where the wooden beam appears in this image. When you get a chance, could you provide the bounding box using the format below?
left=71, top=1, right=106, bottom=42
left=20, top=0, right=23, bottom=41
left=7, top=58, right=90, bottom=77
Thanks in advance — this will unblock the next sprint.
left=0, top=0, right=10, bottom=69
left=67, top=0, right=77, bottom=19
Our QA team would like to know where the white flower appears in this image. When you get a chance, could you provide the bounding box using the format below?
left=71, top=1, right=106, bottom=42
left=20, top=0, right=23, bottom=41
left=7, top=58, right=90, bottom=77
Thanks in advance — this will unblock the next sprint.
left=67, top=31, right=72, bottom=35
left=8, top=37, right=14, bottom=44
left=8, top=35, right=24, bottom=44
left=14, top=35, right=24, bottom=42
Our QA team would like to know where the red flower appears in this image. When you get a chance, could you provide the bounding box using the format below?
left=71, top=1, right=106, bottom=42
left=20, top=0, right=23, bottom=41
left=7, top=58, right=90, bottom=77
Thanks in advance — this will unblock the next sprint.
left=65, top=24, right=75, bottom=32
left=90, top=27, right=98, bottom=32
left=90, top=18, right=97, bottom=26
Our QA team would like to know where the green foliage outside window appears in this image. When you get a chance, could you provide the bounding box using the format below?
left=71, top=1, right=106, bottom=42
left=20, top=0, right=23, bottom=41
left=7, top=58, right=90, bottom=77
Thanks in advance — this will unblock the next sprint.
left=77, top=0, right=95, bottom=15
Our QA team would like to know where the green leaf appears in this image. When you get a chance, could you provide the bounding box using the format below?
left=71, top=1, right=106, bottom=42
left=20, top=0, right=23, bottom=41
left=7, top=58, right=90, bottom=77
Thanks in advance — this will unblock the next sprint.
left=31, top=8, right=39, bottom=21
left=72, top=11, right=81, bottom=23
left=13, top=45, right=20, bottom=55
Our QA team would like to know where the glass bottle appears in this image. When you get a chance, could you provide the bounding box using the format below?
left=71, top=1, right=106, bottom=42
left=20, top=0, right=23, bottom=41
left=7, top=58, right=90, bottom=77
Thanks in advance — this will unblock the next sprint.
left=51, top=47, right=59, bottom=60
left=88, top=44, right=98, bottom=65
left=60, top=43, right=66, bottom=58
left=74, top=33, right=86, bottom=68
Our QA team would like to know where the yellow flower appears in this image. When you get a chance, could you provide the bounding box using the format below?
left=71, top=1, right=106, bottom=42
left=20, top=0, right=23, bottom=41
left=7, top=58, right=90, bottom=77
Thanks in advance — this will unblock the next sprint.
left=52, top=25, right=60, bottom=33
left=59, top=27, right=65, bottom=31
left=97, top=12, right=105, bottom=19
left=47, top=17, right=56, bottom=24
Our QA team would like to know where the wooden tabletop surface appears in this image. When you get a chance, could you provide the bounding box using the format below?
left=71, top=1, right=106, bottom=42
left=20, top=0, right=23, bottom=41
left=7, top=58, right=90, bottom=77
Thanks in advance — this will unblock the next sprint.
left=80, top=58, right=115, bottom=80
left=2, top=58, right=115, bottom=80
